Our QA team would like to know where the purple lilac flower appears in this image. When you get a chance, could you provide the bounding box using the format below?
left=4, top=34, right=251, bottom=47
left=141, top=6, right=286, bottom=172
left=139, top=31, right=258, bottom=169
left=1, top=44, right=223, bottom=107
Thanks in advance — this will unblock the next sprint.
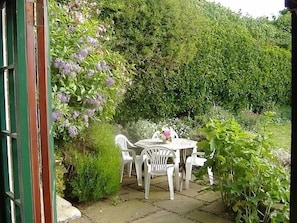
left=52, top=111, right=62, bottom=121
left=57, top=92, right=70, bottom=103
left=62, top=119, right=70, bottom=127
left=83, top=115, right=89, bottom=122
left=100, top=60, right=109, bottom=71
left=53, top=58, right=62, bottom=68
left=72, top=64, right=81, bottom=72
left=95, top=60, right=109, bottom=72
left=80, top=48, right=89, bottom=57
left=69, top=72, right=76, bottom=78
left=72, top=111, right=79, bottom=119
left=59, top=61, right=71, bottom=75
left=86, top=109, right=95, bottom=117
left=83, top=114, right=89, bottom=127
left=68, top=126, right=78, bottom=137
left=72, top=53, right=85, bottom=62
left=106, top=77, right=115, bottom=86
left=86, top=69, right=95, bottom=78
left=87, top=36, right=97, bottom=45
left=89, top=95, right=103, bottom=105
left=95, top=63, right=102, bottom=71
left=98, top=24, right=107, bottom=33
left=54, top=59, right=81, bottom=78
left=75, top=12, right=84, bottom=23
left=68, top=26, right=75, bottom=33
left=78, top=37, right=84, bottom=43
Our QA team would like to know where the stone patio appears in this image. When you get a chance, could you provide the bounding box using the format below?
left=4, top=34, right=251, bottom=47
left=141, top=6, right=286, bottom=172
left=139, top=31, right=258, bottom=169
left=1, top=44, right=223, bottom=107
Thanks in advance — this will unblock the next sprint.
left=67, top=174, right=235, bottom=223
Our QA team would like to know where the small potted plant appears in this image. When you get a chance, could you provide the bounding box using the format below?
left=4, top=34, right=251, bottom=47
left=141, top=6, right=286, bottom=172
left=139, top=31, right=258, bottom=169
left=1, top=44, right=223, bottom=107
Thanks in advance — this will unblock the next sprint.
left=160, top=127, right=172, bottom=143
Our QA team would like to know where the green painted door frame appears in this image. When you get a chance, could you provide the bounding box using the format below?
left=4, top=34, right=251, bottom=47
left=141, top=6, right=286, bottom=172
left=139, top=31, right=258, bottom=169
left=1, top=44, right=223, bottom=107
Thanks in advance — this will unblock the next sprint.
left=0, top=1, right=56, bottom=222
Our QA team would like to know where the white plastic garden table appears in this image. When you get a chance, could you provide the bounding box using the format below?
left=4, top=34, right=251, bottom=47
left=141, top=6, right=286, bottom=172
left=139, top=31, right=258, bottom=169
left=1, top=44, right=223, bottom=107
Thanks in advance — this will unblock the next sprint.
left=135, top=138, right=197, bottom=191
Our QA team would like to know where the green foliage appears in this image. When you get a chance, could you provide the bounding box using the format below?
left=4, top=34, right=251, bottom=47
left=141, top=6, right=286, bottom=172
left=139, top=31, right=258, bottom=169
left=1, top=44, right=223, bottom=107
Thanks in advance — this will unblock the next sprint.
left=125, top=119, right=158, bottom=142
left=98, top=0, right=203, bottom=122
left=124, top=117, right=196, bottom=142
left=63, top=122, right=121, bottom=202
left=97, top=0, right=291, bottom=124
left=49, top=0, right=133, bottom=141
left=235, top=109, right=262, bottom=130
left=186, top=1, right=291, bottom=114
left=197, top=119, right=290, bottom=222
left=55, top=159, right=67, bottom=197
left=194, top=106, right=235, bottom=125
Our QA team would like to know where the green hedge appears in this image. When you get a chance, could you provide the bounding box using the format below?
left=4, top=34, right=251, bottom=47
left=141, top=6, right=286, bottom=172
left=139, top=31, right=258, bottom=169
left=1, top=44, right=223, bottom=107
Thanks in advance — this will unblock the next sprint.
left=98, top=0, right=291, bottom=124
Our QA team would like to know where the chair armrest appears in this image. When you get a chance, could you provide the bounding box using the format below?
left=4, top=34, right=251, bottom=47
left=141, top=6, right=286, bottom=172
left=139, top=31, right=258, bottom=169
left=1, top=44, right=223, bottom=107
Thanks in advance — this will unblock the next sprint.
left=123, top=149, right=138, bottom=159
left=127, top=140, right=137, bottom=148
left=122, top=148, right=136, bottom=155
left=191, top=152, right=205, bottom=158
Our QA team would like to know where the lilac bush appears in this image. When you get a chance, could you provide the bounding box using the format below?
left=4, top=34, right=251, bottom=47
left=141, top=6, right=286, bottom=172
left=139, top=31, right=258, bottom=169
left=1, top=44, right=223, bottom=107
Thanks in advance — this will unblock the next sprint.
left=49, top=0, right=133, bottom=140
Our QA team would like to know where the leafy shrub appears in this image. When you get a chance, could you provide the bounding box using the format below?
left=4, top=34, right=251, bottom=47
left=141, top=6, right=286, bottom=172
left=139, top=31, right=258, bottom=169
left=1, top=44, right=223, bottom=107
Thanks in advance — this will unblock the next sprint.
left=124, top=118, right=196, bottom=142
left=156, top=118, right=194, bottom=139
left=194, top=105, right=235, bottom=126
left=63, top=122, right=121, bottom=202
left=197, top=119, right=290, bottom=223
left=55, top=160, right=67, bottom=197
left=125, top=119, right=158, bottom=142
left=272, top=106, right=292, bottom=122
left=235, top=109, right=262, bottom=130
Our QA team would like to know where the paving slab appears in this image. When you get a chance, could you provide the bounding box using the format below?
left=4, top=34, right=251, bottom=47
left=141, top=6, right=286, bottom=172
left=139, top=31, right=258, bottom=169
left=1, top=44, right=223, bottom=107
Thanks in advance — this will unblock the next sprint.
left=195, top=190, right=221, bottom=203
left=69, top=175, right=235, bottom=223
left=186, top=210, right=234, bottom=223
left=132, top=210, right=197, bottom=223
left=72, top=199, right=159, bottom=223
left=153, top=194, right=204, bottom=215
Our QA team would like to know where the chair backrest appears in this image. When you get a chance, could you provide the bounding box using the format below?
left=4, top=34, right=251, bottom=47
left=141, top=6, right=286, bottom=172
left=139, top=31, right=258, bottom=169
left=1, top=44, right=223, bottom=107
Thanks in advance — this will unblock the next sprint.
left=152, top=131, right=160, bottom=139
left=141, top=146, right=176, bottom=175
left=170, top=128, right=179, bottom=138
left=115, top=134, right=133, bottom=160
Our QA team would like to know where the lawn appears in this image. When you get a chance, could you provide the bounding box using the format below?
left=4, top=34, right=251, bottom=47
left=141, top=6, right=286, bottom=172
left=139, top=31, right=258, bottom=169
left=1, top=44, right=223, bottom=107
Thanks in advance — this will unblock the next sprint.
left=266, top=122, right=291, bottom=151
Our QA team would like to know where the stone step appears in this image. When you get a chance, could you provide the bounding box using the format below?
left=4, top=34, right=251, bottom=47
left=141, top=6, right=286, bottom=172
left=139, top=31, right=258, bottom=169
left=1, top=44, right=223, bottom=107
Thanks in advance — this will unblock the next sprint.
left=57, top=196, right=81, bottom=223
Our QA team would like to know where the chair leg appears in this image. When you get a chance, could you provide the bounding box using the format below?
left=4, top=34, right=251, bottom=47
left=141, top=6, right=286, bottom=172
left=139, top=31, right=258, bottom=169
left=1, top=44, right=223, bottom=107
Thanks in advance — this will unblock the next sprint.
left=185, top=160, right=192, bottom=190
left=127, top=162, right=132, bottom=177
left=135, top=157, right=143, bottom=186
left=179, top=171, right=183, bottom=192
left=144, top=172, right=151, bottom=199
left=167, top=168, right=174, bottom=200
left=120, top=163, right=125, bottom=183
left=207, top=167, right=214, bottom=185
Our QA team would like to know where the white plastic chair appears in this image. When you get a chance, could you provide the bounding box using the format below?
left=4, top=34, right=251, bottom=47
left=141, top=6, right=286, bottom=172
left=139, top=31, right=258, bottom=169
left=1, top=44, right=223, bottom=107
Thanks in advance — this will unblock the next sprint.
left=141, top=146, right=178, bottom=200
left=169, top=128, right=179, bottom=139
left=185, top=147, right=214, bottom=189
left=115, top=134, right=143, bottom=185
left=152, top=131, right=160, bottom=139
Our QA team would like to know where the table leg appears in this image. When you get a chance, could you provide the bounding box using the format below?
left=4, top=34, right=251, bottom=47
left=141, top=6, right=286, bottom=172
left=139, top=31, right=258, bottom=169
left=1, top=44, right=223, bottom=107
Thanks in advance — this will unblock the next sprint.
left=135, top=156, right=143, bottom=186
left=174, top=150, right=181, bottom=191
